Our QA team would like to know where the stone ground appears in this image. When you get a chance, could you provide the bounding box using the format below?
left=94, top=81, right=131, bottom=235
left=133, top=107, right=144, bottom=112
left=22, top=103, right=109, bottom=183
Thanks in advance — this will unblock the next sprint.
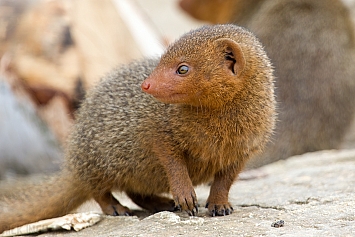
left=19, top=149, right=353, bottom=237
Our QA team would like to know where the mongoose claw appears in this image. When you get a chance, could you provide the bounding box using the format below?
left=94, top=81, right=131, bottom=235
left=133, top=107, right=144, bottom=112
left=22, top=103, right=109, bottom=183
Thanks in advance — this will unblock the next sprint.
left=95, top=192, right=132, bottom=216
left=186, top=203, right=199, bottom=216
left=173, top=189, right=198, bottom=216
left=194, top=204, right=199, bottom=214
left=205, top=202, right=233, bottom=217
left=175, top=204, right=182, bottom=212
left=110, top=205, right=132, bottom=216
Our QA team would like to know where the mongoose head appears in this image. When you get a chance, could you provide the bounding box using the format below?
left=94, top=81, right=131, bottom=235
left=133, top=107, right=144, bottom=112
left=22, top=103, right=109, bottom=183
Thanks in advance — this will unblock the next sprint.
left=141, top=24, right=272, bottom=108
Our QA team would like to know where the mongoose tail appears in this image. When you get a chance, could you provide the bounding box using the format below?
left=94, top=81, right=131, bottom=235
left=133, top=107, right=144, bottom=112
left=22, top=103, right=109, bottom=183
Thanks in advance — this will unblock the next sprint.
left=0, top=172, right=91, bottom=233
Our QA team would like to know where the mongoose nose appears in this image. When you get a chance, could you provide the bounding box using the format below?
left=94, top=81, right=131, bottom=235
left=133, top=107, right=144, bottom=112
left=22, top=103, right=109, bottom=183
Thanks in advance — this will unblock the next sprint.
left=141, top=81, right=151, bottom=91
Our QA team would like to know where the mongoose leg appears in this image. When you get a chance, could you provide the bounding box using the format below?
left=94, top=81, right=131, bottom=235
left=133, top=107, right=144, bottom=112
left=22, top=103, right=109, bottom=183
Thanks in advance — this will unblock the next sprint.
left=126, top=192, right=176, bottom=213
left=206, top=163, right=240, bottom=216
left=94, top=192, right=132, bottom=216
left=152, top=141, right=198, bottom=216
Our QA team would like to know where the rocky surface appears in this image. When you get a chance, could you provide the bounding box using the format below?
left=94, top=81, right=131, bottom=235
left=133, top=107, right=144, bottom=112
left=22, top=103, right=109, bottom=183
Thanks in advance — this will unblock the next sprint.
left=27, top=149, right=355, bottom=237
left=0, top=79, right=62, bottom=179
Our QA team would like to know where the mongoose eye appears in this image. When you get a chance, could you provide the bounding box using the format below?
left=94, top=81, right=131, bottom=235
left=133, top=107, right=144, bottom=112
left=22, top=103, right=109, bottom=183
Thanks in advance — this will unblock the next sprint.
left=177, top=65, right=189, bottom=75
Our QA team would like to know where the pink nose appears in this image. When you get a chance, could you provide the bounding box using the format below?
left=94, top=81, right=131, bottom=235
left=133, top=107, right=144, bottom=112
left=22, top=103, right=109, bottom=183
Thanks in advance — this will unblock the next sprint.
left=141, top=80, right=151, bottom=91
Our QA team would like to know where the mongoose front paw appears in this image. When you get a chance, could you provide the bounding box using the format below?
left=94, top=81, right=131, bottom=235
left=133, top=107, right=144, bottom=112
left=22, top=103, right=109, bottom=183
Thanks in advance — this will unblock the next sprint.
left=205, top=202, right=233, bottom=217
left=173, top=188, right=198, bottom=216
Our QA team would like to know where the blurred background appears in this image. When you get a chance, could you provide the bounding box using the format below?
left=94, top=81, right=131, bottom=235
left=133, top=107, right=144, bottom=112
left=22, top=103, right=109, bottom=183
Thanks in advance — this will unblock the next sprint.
left=1, top=0, right=355, bottom=180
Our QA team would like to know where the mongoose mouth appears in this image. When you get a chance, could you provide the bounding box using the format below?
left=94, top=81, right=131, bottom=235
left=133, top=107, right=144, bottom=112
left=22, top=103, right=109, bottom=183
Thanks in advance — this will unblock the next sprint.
left=151, top=93, right=189, bottom=104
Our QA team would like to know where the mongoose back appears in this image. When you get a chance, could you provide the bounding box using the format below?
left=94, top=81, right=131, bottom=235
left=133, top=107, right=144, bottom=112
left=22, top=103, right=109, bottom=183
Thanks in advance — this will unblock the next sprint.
left=0, top=24, right=276, bottom=233
left=180, top=0, right=355, bottom=167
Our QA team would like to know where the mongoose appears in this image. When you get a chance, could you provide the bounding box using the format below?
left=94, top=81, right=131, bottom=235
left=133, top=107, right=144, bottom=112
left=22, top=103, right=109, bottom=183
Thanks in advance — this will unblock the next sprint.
left=0, top=24, right=276, bottom=233
left=180, top=0, right=355, bottom=167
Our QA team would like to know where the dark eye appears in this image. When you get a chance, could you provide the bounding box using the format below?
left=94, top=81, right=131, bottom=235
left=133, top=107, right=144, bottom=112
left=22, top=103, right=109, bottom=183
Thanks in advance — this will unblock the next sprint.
left=177, top=65, right=189, bottom=75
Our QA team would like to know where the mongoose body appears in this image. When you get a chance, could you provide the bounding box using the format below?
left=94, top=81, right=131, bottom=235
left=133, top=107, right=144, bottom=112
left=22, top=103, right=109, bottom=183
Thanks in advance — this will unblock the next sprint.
left=0, top=24, right=276, bottom=232
left=180, top=0, right=355, bottom=167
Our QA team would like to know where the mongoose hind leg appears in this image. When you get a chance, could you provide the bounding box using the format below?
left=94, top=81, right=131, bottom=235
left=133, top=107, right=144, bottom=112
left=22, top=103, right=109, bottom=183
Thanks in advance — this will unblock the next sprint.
left=94, top=192, right=132, bottom=216
left=126, top=192, right=177, bottom=213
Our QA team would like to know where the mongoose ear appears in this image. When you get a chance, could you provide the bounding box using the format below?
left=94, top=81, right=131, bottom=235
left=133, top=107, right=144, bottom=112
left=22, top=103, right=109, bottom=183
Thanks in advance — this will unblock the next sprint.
left=214, top=38, right=246, bottom=77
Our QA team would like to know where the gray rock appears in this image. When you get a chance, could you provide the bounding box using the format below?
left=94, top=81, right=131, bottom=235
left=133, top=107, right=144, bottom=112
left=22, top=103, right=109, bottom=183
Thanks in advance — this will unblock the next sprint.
left=0, top=79, right=62, bottom=179
left=33, top=149, right=355, bottom=237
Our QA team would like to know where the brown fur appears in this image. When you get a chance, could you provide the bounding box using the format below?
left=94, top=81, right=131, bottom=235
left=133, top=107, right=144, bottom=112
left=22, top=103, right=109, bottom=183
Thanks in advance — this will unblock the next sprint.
left=0, top=24, right=276, bottom=232
left=180, top=0, right=355, bottom=167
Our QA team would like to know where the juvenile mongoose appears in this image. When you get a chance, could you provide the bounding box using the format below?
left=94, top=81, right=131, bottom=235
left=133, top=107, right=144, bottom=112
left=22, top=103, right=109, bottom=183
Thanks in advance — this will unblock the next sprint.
left=0, top=24, right=276, bottom=233
left=180, top=0, right=355, bottom=167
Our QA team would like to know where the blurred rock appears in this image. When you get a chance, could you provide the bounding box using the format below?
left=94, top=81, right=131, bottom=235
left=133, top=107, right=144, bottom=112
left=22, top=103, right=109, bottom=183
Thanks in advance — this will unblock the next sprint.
left=0, top=77, right=62, bottom=179
left=69, top=0, right=144, bottom=87
left=10, top=0, right=80, bottom=97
